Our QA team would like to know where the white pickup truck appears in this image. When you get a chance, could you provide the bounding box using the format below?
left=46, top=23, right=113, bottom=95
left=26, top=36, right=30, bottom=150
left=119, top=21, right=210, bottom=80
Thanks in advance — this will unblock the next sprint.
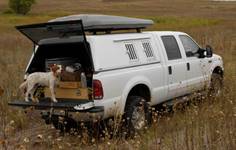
left=9, top=15, right=224, bottom=133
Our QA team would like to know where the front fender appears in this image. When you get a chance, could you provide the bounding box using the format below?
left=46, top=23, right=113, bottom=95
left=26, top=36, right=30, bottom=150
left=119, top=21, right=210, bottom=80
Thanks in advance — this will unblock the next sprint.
left=210, top=54, right=224, bottom=75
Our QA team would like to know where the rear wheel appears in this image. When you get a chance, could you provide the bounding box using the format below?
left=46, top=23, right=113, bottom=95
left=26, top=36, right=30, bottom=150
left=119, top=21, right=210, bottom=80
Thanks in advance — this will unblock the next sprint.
left=209, top=73, right=223, bottom=97
left=123, top=96, right=151, bottom=137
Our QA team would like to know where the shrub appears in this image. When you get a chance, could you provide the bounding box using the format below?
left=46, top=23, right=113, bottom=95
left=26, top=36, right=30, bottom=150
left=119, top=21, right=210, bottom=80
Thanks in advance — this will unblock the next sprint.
left=8, top=0, right=35, bottom=15
left=2, top=9, right=14, bottom=14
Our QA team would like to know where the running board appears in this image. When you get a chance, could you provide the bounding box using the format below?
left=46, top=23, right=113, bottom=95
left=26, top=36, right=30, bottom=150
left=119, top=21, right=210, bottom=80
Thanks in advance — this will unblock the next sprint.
left=163, top=96, right=190, bottom=107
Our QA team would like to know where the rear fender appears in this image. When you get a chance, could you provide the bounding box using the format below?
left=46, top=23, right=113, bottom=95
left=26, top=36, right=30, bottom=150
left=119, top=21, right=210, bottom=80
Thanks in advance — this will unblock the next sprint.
left=120, top=76, right=152, bottom=114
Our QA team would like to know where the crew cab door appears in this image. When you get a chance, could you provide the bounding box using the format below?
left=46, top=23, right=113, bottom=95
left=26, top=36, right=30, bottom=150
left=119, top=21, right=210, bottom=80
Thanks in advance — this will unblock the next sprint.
left=178, top=35, right=207, bottom=92
left=161, top=35, right=188, bottom=99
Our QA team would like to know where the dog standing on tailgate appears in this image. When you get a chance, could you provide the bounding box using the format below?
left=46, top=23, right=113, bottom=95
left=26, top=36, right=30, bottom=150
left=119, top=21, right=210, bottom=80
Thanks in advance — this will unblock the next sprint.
left=19, top=64, right=62, bottom=103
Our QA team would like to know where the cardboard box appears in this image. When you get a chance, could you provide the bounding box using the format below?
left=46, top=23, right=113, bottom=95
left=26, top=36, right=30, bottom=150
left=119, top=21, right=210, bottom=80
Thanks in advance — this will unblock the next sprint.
left=61, top=71, right=81, bottom=81
left=44, top=87, right=88, bottom=100
left=58, top=81, right=81, bottom=89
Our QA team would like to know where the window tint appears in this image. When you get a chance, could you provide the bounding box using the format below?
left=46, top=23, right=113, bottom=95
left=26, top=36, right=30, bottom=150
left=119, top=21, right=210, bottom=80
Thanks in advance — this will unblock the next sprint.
left=179, top=35, right=199, bottom=57
left=161, top=36, right=182, bottom=60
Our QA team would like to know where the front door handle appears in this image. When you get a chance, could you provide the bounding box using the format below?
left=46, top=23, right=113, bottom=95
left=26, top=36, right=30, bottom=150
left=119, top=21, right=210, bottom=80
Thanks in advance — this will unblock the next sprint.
left=187, top=62, right=190, bottom=71
left=168, top=66, right=172, bottom=75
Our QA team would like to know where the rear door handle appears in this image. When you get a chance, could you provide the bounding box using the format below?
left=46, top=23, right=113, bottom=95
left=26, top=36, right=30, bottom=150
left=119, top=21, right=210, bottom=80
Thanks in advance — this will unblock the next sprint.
left=168, top=66, right=172, bottom=75
left=187, top=62, right=190, bottom=71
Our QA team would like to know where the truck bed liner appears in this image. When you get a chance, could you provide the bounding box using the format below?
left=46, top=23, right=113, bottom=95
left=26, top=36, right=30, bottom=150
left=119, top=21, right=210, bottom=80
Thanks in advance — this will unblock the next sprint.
left=8, top=98, right=103, bottom=113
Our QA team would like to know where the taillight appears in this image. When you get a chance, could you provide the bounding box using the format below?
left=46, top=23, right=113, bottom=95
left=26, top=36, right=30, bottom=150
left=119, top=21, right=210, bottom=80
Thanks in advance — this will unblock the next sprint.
left=93, top=80, right=103, bottom=100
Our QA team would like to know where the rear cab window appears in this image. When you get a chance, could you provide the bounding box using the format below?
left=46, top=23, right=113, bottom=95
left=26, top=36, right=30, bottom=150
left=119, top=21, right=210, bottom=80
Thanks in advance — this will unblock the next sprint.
left=161, top=35, right=182, bottom=60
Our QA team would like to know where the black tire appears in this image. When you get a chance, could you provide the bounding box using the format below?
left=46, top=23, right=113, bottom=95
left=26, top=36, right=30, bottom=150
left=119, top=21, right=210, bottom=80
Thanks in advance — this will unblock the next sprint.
left=209, top=73, right=223, bottom=97
left=51, top=116, right=59, bottom=130
left=123, top=96, right=151, bottom=137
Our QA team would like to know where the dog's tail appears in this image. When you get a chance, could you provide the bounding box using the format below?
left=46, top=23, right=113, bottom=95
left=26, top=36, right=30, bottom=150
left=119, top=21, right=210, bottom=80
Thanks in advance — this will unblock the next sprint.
left=19, top=81, right=27, bottom=94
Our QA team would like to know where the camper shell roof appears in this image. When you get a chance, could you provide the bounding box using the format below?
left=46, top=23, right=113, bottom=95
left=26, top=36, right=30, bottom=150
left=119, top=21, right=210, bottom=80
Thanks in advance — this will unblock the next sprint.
left=16, top=14, right=154, bottom=45
left=49, top=14, right=154, bottom=32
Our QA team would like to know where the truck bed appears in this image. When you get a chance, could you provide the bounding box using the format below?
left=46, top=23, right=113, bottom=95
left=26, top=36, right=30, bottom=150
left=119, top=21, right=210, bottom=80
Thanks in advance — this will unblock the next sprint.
left=8, top=98, right=103, bottom=113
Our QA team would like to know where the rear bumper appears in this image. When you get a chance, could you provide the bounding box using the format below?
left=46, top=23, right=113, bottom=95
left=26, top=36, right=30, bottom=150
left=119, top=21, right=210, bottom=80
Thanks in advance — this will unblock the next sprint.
left=41, top=109, right=104, bottom=122
left=8, top=98, right=104, bottom=121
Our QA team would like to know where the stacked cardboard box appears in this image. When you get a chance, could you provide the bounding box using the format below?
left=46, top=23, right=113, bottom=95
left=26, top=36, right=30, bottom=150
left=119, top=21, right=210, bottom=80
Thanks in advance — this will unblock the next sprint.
left=44, top=81, right=89, bottom=100
left=44, top=57, right=88, bottom=100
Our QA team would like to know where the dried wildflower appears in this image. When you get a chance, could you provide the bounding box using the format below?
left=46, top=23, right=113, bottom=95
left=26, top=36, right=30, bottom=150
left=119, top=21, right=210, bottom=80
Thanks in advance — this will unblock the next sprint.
left=156, top=138, right=161, bottom=144
left=91, top=138, right=96, bottom=143
left=37, top=134, right=43, bottom=139
left=19, top=145, right=26, bottom=150
left=10, top=120, right=15, bottom=125
left=66, top=142, right=72, bottom=147
left=136, top=140, right=140, bottom=144
left=219, top=111, right=225, bottom=116
left=58, top=145, right=63, bottom=149
left=23, top=137, right=30, bottom=143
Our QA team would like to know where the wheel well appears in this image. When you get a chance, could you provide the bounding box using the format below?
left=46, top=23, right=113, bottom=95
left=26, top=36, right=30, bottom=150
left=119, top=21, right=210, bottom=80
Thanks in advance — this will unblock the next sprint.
left=127, top=84, right=151, bottom=102
left=213, top=66, right=223, bottom=77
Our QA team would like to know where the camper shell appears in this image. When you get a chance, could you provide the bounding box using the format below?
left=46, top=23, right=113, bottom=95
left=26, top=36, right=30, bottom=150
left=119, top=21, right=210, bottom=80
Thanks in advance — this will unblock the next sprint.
left=9, top=15, right=155, bottom=120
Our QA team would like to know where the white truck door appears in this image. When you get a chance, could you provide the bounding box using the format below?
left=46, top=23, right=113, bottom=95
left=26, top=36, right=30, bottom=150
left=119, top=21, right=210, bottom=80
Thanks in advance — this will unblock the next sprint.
left=161, top=35, right=187, bottom=99
left=178, top=35, right=206, bottom=92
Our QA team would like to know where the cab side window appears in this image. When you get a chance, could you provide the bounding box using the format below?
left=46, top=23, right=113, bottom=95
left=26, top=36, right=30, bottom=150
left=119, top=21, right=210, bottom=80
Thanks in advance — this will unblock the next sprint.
left=179, top=35, right=200, bottom=57
left=161, top=36, right=182, bottom=60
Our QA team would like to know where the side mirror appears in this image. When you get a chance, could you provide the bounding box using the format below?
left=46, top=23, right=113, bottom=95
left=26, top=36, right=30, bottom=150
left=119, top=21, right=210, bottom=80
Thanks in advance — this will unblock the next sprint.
left=206, top=45, right=213, bottom=57
left=197, top=48, right=205, bottom=58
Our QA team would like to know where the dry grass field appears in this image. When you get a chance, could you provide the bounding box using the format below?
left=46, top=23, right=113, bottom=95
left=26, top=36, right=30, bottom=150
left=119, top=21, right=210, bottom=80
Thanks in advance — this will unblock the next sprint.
left=0, top=0, right=235, bottom=149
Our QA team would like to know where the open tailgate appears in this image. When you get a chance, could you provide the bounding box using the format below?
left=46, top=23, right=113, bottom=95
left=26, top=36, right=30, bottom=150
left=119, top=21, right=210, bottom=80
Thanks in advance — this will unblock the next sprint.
left=16, top=20, right=86, bottom=45
left=8, top=98, right=103, bottom=113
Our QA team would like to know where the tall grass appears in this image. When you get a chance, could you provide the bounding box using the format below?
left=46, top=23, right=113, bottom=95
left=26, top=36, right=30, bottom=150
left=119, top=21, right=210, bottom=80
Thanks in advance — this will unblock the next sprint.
left=0, top=0, right=236, bottom=149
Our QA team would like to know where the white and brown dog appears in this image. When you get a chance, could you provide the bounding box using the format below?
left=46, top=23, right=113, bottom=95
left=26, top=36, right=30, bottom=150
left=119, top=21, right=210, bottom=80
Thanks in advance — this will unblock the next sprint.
left=19, top=64, right=62, bottom=103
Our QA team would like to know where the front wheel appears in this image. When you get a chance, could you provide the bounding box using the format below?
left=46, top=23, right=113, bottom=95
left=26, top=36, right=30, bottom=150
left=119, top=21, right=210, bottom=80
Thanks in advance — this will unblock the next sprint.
left=123, top=96, right=151, bottom=137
